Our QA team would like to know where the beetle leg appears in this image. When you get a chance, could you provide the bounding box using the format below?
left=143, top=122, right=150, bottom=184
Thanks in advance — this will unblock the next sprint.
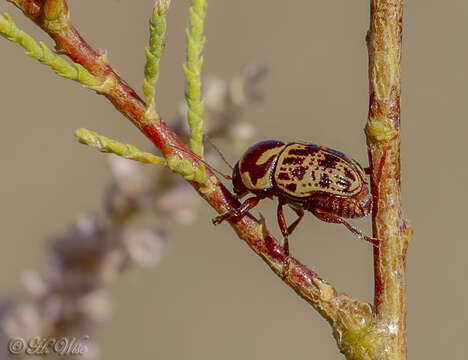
left=277, top=199, right=295, bottom=279
left=212, top=196, right=262, bottom=225
left=276, top=206, right=305, bottom=279
left=287, top=207, right=305, bottom=236
left=311, top=210, right=380, bottom=247
left=276, top=200, right=290, bottom=256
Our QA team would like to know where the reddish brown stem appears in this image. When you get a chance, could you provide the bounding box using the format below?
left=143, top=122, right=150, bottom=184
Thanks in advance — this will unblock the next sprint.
left=366, top=1, right=412, bottom=359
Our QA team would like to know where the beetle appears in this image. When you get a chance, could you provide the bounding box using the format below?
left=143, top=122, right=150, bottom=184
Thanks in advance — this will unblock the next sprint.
left=213, top=140, right=377, bottom=257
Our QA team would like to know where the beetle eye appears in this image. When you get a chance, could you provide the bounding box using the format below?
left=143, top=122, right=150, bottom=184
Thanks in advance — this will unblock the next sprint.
left=232, top=162, right=248, bottom=196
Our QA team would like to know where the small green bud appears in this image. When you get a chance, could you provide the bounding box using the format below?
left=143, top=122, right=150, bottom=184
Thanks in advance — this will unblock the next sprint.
left=155, top=0, right=171, bottom=16
left=43, top=0, right=68, bottom=21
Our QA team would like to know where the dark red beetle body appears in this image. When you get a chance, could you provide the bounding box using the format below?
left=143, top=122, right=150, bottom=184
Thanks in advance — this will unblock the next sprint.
left=214, top=140, right=376, bottom=258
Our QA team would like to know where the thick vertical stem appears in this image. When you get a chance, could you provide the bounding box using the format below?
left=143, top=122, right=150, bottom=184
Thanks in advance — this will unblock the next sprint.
left=366, top=1, right=411, bottom=359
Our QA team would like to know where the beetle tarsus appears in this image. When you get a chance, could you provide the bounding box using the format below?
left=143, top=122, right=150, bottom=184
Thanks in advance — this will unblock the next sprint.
left=364, top=235, right=380, bottom=247
left=212, top=212, right=232, bottom=225
left=212, top=196, right=263, bottom=225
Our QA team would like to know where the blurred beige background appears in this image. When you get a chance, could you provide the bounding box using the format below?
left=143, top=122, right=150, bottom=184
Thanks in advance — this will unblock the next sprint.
left=1, top=1, right=467, bottom=359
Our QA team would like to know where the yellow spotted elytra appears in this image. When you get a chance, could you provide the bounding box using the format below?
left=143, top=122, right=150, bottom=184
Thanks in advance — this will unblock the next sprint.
left=213, top=140, right=377, bottom=258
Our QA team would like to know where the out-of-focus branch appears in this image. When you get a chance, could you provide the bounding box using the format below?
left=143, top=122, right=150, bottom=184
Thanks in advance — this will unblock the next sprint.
left=0, top=65, right=267, bottom=359
left=4, top=0, right=375, bottom=345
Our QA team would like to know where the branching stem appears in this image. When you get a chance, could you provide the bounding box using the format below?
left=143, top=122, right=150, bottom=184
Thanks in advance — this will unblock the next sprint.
left=3, top=1, right=412, bottom=359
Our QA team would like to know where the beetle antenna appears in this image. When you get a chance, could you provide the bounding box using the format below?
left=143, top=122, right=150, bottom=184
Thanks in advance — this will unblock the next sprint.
left=166, top=144, right=232, bottom=180
left=204, top=136, right=234, bottom=171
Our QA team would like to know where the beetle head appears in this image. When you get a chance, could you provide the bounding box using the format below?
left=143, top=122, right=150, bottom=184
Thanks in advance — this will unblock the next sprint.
left=236, top=140, right=286, bottom=194
left=232, top=162, right=249, bottom=197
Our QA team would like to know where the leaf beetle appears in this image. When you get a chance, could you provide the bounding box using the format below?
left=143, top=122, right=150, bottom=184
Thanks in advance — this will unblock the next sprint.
left=213, top=140, right=378, bottom=257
